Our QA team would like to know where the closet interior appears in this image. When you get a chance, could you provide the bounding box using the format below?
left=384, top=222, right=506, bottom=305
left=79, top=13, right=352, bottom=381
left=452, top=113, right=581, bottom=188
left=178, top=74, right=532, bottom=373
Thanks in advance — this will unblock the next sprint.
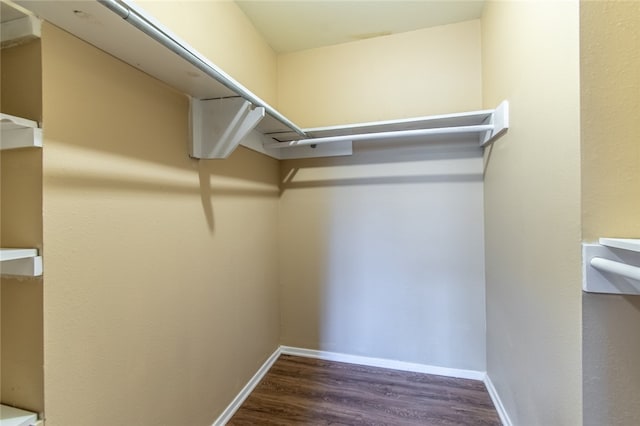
left=5, top=1, right=637, bottom=425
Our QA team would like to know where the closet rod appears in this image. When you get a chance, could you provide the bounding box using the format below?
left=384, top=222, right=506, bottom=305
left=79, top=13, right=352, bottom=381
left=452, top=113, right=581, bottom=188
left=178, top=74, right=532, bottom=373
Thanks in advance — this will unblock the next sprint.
left=591, top=257, right=640, bottom=281
left=97, top=0, right=306, bottom=138
left=264, top=124, right=494, bottom=148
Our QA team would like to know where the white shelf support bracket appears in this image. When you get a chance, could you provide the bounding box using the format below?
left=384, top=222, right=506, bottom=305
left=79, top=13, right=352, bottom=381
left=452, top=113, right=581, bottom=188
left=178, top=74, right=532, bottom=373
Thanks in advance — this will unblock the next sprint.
left=583, top=239, right=640, bottom=295
left=190, top=97, right=265, bottom=159
left=480, top=100, right=509, bottom=146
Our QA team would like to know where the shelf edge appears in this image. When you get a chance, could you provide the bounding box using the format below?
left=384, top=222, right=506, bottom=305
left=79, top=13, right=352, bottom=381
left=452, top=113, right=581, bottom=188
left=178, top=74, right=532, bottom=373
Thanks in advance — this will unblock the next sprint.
left=0, top=248, right=39, bottom=262
left=0, top=403, right=38, bottom=426
left=599, top=238, right=640, bottom=253
left=0, top=249, right=42, bottom=277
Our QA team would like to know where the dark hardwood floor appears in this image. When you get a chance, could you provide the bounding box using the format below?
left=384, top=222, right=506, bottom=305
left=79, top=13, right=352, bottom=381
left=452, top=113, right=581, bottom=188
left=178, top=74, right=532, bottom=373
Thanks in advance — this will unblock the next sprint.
left=228, top=354, right=501, bottom=425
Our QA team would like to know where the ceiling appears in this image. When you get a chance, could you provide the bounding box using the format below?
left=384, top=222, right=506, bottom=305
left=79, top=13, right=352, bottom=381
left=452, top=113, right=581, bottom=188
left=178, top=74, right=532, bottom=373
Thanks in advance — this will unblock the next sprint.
left=1, top=0, right=28, bottom=23
left=235, top=1, right=485, bottom=53
left=2, top=1, right=484, bottom=53
left=0, top=0, right=484, bottom=53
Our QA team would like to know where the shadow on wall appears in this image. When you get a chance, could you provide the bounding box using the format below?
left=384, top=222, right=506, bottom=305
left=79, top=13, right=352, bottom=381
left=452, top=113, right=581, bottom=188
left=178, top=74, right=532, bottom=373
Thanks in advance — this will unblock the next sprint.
left=279, top=138, right=484, bottom=192
left=278, top=137, right=488, bottom=367
left=197, top=150, right=279, bottom=232
left=44, top=144, right=279, bottom=235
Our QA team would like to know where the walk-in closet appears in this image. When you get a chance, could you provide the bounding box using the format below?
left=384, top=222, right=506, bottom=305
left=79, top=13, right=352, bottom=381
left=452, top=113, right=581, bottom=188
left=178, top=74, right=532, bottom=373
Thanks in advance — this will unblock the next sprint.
left=1, top=1, right=639, bottom=425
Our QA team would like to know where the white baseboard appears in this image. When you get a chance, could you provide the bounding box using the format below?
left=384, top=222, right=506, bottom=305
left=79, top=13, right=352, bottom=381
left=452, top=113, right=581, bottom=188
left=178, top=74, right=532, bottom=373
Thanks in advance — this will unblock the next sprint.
left=280, top=346, right=486, bottom=381
left=214, top=345, right=494, bottom=425
left=212, top=347, right=282, bottom=426
left=484, top=373, right=512, bottom=426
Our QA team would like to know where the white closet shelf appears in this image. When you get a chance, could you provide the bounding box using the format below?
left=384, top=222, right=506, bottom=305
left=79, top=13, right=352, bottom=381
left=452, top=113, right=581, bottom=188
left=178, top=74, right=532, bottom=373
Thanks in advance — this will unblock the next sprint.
left=1, top=113, right=42, bottom=150
left=0, top=404, right=38, bottom=426
left=1, top=248, right=43, bottom=277
left=18, top=0, right=509, bottom=160
left=0, top=248, right=38, bottom=261
left=192, top=99, right=508, bottom=160
left=264, top=101, right=508, bottom=149
left=15, top=0, right=302, bottom=136
left=599, top=238, right=640, bottom=253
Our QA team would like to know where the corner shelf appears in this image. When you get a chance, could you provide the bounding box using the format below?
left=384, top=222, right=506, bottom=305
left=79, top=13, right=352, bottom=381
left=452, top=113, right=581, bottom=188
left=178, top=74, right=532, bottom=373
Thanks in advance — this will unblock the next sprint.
left=261, top=101, right=508, bottom=159
left=0, top=404, right=38, bottom=426
left=0, top=248, right=42, bottom=277
left=0, top=113, right=42, bottom=150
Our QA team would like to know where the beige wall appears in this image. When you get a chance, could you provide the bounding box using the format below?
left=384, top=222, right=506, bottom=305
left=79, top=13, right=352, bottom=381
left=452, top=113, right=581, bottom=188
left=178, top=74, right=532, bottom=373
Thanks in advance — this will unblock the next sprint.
left=0, top=40, right=44, bottom=414
left=40, top=23, right=280, bottom=425
left=580, top=2, right=640, bottom=425
left=277, top=20, right=482, bottom=127
left=482, top=1, right=582, bottom=425
left=134, top=0, right=278, bottom=106
left=581, top=0, right=640, bottom=240
left=277, top=21, right=487, bottom=371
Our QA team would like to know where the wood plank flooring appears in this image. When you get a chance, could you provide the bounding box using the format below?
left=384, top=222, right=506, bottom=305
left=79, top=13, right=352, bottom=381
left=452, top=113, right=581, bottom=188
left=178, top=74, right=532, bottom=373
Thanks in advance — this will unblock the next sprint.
left=228, top=354, right=501, bottom=425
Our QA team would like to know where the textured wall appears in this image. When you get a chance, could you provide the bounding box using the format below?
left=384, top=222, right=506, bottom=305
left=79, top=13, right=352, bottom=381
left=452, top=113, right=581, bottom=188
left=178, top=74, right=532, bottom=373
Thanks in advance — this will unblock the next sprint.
left=482, top=1, right=582, bottom=424
left=277, top=21, right=487, bottom=372
left=278, top=20, right=482, bottom=127
left=580, top=2, right=640, bottom=425
left=40, top=24, right=280, bottom=425
left=581, top=1, right=640, bottom=241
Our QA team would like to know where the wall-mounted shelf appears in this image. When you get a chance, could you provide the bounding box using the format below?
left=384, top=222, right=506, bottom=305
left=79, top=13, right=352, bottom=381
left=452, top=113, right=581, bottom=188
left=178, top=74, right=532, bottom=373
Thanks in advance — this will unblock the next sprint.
left=263, top=101, right=508, bottom=154
left=0, top=113, right=42, bottom=150
left=15, top=0, right=304, bottom=138
left=191, top=101, right=508, bottom=160
left=1, top=248, right=43, bottom=277
left=19, top=0, right=509, bottom=160
left=599, top=238, right=640, bottom=253
left=0, top=404, right=38, bottom=426
left=583, top=239, right=640, bottom=295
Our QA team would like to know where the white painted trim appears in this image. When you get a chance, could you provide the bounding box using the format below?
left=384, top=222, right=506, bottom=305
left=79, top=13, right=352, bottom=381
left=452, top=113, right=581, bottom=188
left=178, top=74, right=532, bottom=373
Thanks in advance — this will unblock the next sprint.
left=484, top=373, right=512, bottom=426
left=280, top=346, right=486, bottom=381
left=212, top=347, right=282, bottom=426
